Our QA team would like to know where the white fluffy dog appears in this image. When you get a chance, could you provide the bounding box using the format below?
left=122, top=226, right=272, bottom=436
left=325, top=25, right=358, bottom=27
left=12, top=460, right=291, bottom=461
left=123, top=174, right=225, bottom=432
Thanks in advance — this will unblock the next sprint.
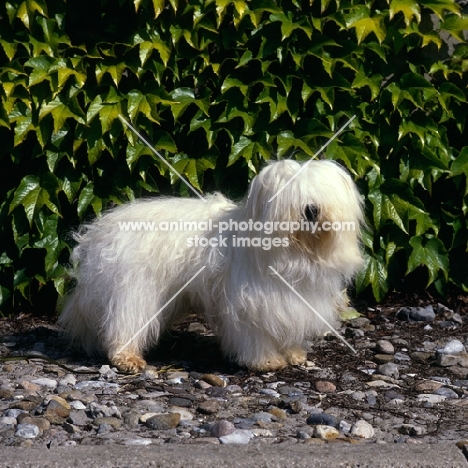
left=59, top=159, right=364, bottom=372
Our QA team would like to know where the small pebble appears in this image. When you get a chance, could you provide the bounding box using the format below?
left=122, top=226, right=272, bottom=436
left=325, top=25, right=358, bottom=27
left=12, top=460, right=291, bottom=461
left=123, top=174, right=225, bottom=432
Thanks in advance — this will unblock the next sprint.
left=438, top=340, right=465, bottom=355
left=378, top=362, right=399, bottom=379
left=296, top=429, right=311, bottom=440
left=399, top=424, right=425, bottom=436
left=4, top=409, right=26, bottom=419
left=396, top=306, right=435, bottom=322
left=122, top=438, right=152, bottom=446
left=436, top=354, right=467, bottom=367
left=74, top=381, right=118, bottom=390
left=68, top=410, right=90, bottom=426
left=394, top=352, right=411, bottom=362
left=384, top=390, right=405, bottom=402
left=93, top=417, right=121, bottom=428
left=376, top=340, right=395, bottom=355
left=19, top=416, right=50, bottom=432
left=374, top=354, right=394, bottom=364
left=433, top=387, right=459, bottom=399
left=168, top=407, right=194, bottom=421
left=269, top=408, right=287, bottom=420
left=351, top=420, right=374, bottom=439
left=410, top=352, right=432, bottom=362
left=0, top=416, right=17, bottom=425
left=69, top=401, right=87, bottom=410
left=59, top=374, right=77, bottom=387
left=166, top=371, right=189, bottom=384
left=219, top=430, right=253, bottom=445
left=145, top=413, right=180, bottom=430
left=15, top=424, right=40, bottom=439
left=339, top=420, right=352, bottom=434
left=202, top=374, right=226, bottom=387
left=252, top=411, right=272, bottom=423
left=211, top=420, right=235, bottom=438
left=315, top=381, right=336, bottom=393
left=314, top=425, right=339, bottom=440
left=417, top=394, right=446, bottom=404
left=306, top=413, right=338, bottom=428
left=413, top=380, right=443, bottom=393
left=259, top=388, right=280, bottom=397
left=30, top=378, right=58, bottom=390
left=197, top=400, right=220, bottom=415
left=98, top=365, right=118, bottom=382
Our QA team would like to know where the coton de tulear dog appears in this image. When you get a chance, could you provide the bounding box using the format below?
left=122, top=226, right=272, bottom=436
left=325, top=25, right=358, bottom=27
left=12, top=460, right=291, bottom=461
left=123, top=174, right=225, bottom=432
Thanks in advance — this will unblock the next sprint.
left=59, top=159, right=364, bottom=372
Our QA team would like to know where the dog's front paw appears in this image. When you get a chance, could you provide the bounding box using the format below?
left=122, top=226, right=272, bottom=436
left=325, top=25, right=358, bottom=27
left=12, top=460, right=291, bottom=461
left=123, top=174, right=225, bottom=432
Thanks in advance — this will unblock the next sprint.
left=251, top=355, right=288, bottom=372
left=110, top=353, right=147, bottom=373
left=284, top=348, right=307, bottom=366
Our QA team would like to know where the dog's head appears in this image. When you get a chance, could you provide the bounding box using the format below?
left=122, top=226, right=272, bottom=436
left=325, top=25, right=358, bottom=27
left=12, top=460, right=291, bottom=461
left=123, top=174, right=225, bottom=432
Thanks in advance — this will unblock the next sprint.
left=245, top=159, right=364, bottom=270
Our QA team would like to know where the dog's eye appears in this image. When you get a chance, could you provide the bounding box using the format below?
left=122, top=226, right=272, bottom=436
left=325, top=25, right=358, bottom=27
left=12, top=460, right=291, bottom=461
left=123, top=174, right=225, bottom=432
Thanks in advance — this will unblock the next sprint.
left=303, top=205, right=319, bottom=222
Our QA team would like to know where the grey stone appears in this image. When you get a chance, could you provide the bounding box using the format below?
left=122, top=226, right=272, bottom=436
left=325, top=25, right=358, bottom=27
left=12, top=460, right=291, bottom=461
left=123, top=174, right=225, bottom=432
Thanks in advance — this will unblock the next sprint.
left=197, top=399, right=220, bottom=415
left=433, top=387, right=459, bottom=399
left=376, top=340, right=395, bottom=355
left=394, top=352, right=411, bottom=362
left=219, top=430, right=253, bottom=444
left=374, top=354, right=395, bottom=364
left=93, top=417, right=122, bottom=428
left=30, top=378, right=58, bottom=390
left=378, top=362, right=399, bottom=379
left=396, top=306, right=435, bottom=322
left=314, top=425, right=339, bottom=440
left=417, top=394, right=446, bottom=403
left=15, top=424, right=40, bottom=439
left=252, top=412, right=272, bottom=423
left=399, top=424, right=426, bottom=436
left=351, top=420, right=374, bottom=439
left=439, top=354, right=457, bottom=367
left=145, top=413, right=180, bottom=430
left=74, top=381, right=118, bottom=391
left=437, top=340, right=465, bottom=355
left=211, top=420, right=235, bottom=438
left=306, top=413, right=338, bottom=428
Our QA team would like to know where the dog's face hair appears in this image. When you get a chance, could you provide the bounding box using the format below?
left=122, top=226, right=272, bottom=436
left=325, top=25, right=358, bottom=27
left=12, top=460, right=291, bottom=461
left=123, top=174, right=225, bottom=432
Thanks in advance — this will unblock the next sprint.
left=243, top=159, right=364, bottom=271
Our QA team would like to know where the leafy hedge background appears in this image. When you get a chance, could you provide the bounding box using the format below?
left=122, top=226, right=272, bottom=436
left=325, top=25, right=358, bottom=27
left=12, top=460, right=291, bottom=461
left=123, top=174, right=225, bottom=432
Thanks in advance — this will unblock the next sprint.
left=0, top=0, right=467, bottom=315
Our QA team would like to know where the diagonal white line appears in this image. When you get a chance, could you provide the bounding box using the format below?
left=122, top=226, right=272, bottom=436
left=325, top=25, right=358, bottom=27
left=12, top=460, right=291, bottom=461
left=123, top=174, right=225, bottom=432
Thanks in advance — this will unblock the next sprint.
left=268, top=115, right=356, bottom=203
left=118, top=114, right=207, bottom=203
left=268, top=266, right=357, bottom=354
left=115, top=266, right=207, bottom=356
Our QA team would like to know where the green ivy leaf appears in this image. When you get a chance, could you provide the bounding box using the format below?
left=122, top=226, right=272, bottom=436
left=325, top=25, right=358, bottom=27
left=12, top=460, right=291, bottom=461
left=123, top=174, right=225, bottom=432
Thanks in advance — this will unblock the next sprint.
left=407, top=237, right=449, bottom=284
left=451, top=147, right=468, bottom=196
left=276, top=131, right=315, bottom=158
left=368, top=188, right=407, bottom=233
left=345, top=6, right=386, bottom=44
left=355, top=253, right=388, bottom=301
left=16, top=0, right=48, bottom=30
left=0, top=39, right=17, bottom=61
left=352, top=72, right=382, bottom=100
left=419, top=0, right=461, bottom=19
left=389, top=0, right=421, bottom=26
left=39, top=97, right=85, bottom=133
left=9, top=175, right=60, bottom=225
left=77, top=183, right=102, bottom=218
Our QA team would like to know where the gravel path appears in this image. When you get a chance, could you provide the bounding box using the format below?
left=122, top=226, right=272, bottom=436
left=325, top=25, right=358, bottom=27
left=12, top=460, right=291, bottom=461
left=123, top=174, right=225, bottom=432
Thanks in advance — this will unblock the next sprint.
left=2, top=296, right=468, bottom=449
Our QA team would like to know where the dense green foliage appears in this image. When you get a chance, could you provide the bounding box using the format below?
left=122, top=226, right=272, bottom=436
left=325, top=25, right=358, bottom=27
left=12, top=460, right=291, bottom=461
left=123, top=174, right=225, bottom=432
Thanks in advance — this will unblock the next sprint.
left=0, top=0, right=467, bottom=314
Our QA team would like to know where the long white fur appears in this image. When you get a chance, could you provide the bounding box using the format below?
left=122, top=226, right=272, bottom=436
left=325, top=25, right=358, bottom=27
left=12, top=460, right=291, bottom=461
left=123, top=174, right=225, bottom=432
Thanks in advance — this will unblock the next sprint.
left=59, top=159, right=364, bottom=372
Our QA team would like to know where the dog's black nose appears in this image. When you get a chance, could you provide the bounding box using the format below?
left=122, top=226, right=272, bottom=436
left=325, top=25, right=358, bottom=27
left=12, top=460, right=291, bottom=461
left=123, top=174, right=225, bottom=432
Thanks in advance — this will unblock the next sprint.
left=304, top=204, right=319, bottom=222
